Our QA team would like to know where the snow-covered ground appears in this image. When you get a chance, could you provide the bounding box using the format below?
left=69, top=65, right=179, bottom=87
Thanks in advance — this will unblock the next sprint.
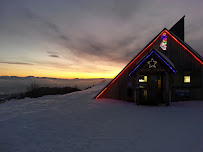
left=0, top=82, right=203, bottom=152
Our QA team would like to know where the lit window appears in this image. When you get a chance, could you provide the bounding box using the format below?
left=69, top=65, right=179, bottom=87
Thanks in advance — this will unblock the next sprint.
left=139, top=76, right=147, bottom=82
left=184, top=76, right=190, bottom=83
left=158, top=80, right=161, bottom=88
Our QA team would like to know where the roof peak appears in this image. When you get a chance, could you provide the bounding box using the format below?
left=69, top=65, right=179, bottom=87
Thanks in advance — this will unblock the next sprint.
left=169, top=16, right=185, bottom=41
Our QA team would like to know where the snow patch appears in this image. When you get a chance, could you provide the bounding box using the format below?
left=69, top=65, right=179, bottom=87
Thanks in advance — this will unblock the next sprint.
left=0, top=82, right=203, bottom=152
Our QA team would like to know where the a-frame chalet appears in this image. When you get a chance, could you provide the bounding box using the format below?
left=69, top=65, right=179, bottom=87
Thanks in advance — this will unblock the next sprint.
left=95, top=16, right=203, bottom=105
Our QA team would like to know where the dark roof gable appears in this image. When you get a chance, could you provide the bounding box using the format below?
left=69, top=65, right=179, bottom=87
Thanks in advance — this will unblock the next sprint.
left=129, top=49, right=177, bottom=77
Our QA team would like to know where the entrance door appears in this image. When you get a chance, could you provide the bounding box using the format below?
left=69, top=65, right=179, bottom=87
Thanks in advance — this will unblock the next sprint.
left=148, top=74, right=162, bottom=105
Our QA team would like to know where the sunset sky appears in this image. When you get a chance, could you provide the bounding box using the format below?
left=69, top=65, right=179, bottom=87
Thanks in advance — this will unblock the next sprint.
left=0, top=0, right=203, bottom=78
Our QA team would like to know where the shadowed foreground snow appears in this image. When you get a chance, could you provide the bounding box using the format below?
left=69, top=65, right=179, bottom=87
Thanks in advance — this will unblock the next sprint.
left=0, top=82, right=203, bottom=152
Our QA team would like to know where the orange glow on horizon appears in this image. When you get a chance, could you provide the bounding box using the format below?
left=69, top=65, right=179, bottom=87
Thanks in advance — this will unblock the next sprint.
left=0, top=71, right=117, bottom=79
left=0, top=63, right=118, bottom=79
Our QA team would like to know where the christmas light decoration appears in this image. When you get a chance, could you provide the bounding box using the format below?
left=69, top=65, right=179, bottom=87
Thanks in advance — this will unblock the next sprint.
left=128, top=51, right=176, bottom=77
left=147, top=58, right=157, bottom=68
left=160, top=32, right=167, bottom=50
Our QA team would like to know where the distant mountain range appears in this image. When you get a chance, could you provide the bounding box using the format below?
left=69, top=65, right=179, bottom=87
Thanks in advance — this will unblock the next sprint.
left=0, top=76, right=106, bottom=80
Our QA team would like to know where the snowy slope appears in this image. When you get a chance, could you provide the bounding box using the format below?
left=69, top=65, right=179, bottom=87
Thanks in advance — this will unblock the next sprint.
left=0, top=82, right=203, bottom=152
left=0, top=77, right=108, bottom=95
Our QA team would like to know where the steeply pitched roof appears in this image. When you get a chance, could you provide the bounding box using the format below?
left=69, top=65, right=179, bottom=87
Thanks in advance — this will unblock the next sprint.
left=95, top=28, right=203, bottom=99
left=170, top=15, right=185, bottom=41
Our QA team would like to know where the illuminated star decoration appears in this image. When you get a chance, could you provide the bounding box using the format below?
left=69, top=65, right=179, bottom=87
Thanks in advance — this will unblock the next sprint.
left=147, top=58, right=157, bottom=68
left=160, top=32, right=167, bottom=50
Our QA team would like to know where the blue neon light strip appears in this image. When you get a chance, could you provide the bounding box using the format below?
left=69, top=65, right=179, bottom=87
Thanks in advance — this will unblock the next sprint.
left=129, top=51, right=154, bottom=77
left=129, top=51, right=176, bottom=77
left=153, top=51, right=176, bottom=74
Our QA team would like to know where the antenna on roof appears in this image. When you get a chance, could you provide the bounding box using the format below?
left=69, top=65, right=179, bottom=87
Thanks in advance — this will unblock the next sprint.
left=170, top=15, right=185, bottom=41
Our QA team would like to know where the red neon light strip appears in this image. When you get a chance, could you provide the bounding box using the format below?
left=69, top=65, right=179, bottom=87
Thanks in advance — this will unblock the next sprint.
left=96, top=29, right=203, bottom=99
left=165, top=30, right=203, bottom=65
left=96, top=31, right=164, bottom=99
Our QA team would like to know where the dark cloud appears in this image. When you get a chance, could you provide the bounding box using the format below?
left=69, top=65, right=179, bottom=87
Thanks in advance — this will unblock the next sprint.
left=23, top=9, right=60, bottom=33
left=11, top=4, right=140, bottom=65
left=0, top=61, right=34, bottom=65
left=47, top=51, right=60, bottom=58
left=72, top=35, right=139, bottom=63
left=54, top=35, right=138, bottom=64
left=22, top=9, right=72, bottom=46
left=58, top=35, right=70, bottom=42
left=25, top=7, right=203, bottom=65
left=49, top=54, right=59, bottom=58
left=19, top=8, right=140, bottom=65
left=117, top=35, right=137, bottom=47
left=78, top=38, right=107, bottom=53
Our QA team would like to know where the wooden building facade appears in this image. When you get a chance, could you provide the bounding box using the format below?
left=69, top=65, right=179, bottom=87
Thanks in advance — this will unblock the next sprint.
left=95, top=16, right=203, bottom=105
